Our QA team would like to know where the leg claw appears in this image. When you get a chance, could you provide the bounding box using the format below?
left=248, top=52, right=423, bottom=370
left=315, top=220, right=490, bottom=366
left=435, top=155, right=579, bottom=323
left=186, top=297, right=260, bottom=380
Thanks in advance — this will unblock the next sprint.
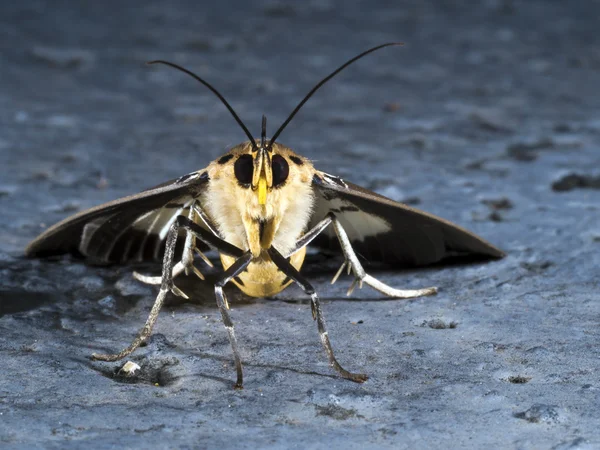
left=351, top=373, right=369, bottom=383
left=171, top=284, right=189, bottom=299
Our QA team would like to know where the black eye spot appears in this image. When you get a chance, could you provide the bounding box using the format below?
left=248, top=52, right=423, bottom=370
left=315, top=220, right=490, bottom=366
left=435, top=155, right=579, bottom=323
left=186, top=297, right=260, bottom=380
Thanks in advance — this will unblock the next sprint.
left=217, top=154, right=234, bottom=164
left=272, top=154, right=289, bottom=187
left=234, top=154, right=253, bottom=186
left=289, top=155, right=304, bottom=165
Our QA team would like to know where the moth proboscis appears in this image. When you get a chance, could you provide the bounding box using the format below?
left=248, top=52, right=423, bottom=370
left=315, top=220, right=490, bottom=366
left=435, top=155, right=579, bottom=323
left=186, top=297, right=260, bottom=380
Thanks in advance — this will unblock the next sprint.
left=26, top=43, right=504, bottom=389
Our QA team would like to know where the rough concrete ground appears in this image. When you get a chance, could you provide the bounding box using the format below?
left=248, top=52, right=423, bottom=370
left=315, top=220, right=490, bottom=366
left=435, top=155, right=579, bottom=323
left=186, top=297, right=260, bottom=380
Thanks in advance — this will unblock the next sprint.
left=1, top=1, right=599, bottom=448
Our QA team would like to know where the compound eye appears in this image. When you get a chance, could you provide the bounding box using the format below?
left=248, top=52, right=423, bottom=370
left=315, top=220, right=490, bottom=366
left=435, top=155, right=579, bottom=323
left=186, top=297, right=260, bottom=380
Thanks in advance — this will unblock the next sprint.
left=271, top=154, right=289, bottom=187
left=234, top=154, right=253, bottom=186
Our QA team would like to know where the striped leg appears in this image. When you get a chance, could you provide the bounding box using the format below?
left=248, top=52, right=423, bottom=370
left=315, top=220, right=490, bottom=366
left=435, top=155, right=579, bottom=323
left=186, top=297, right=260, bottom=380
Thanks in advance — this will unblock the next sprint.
left=133, top=204, right=223, bottom=285
left=268, top=247, right=368, bottom=383
left=214, top=251, right=253, bottom=389
left=92, top=215, right=244, bottom=362
left=285, top=214, right=437, bottom=299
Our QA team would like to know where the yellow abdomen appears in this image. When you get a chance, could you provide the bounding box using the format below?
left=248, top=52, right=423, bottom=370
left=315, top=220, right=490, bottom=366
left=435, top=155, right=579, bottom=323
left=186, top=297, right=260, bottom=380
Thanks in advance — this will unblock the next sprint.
left=220, top=247, right=306, bottom=297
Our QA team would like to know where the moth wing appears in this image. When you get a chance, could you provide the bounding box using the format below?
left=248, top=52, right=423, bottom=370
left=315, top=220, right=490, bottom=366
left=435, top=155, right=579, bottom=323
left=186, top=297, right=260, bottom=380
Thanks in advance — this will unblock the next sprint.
left=310, top=172, right=504, bottom=266
left=26, top=171, right=210, bottom=264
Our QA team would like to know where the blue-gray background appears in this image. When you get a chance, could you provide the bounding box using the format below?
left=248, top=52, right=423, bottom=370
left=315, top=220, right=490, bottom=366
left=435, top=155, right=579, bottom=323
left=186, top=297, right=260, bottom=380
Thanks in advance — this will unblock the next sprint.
left=1, top=1, right=599, bottom=448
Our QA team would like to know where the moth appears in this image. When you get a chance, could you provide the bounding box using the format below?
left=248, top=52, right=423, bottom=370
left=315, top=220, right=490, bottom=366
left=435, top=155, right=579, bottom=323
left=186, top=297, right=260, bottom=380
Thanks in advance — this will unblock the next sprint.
left=26, top=43, right=504, bottom=388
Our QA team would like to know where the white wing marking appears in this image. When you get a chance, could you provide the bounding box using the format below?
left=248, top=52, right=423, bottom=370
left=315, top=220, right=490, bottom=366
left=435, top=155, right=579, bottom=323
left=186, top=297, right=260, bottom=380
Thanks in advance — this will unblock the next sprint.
left=79, top=220, right=105, bottom=255
left=133, top=208, right=168, bottom=261
left=313, top=196, right=391, bottom=242
left=158, top=207, right=185, bottom=240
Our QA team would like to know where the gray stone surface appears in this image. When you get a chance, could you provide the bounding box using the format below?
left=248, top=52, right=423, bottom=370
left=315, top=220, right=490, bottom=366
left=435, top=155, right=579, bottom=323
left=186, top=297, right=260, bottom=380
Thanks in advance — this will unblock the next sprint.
left=1, top=1, right=599, bottom=448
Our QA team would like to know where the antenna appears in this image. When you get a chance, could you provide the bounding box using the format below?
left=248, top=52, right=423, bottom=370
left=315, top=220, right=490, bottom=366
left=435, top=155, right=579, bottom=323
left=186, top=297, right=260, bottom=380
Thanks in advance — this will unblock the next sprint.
left=261, top=115, right=267, bottom=150
left=147, top=60, right=258, bottom=151
left=268, top=42, right=403, bottom=148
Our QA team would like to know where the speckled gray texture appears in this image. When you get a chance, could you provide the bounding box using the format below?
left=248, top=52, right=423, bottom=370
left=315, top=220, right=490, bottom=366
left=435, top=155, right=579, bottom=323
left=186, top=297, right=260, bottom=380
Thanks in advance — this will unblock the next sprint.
left=1, top=1, right=599, bottom=449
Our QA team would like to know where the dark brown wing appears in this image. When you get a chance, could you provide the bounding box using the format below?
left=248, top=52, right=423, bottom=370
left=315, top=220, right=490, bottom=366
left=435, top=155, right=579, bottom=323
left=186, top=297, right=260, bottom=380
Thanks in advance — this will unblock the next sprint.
left=26, top=171, right=209, bottom=264
left=310, top=172, right=504, bottom=266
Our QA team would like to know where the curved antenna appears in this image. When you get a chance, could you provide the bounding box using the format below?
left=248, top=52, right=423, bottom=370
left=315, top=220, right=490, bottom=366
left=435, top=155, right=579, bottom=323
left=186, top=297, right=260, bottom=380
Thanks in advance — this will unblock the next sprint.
left=261, top=115, right=267, bottom=150
left=147, top=60, right=257, bottom=150
left=268, top=42, right=404, bottom=148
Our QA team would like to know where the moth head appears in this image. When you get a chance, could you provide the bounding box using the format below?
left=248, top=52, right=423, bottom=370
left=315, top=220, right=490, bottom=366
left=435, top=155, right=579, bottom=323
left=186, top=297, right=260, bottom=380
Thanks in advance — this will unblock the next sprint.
left=216, top=138, right=308, bottom=207
left=244, top=116, right=288, bottom=204
left=148, top=42, right=403, bottom=206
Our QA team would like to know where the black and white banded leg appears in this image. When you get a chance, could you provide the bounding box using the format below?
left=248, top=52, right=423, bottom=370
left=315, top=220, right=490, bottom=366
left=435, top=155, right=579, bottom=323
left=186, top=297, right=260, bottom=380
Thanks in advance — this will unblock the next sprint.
left=268, top=247, right=368, bottom=383
left=214, top=251, right=253, bottom=389
left=92, top=215, right=244, bottom=362
left=284, top=214, right=437, bottom=298
left=133, top=203, right=217, bottom=286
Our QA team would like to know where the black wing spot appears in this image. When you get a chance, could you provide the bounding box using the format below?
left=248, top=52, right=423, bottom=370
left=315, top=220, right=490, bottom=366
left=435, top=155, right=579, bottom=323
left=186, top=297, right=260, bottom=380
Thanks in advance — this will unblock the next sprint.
left=289, top=155, right=304, bottom=166
left=217, top=154, right=234, bottom=165
left=234, top=276, right=245, bottom=286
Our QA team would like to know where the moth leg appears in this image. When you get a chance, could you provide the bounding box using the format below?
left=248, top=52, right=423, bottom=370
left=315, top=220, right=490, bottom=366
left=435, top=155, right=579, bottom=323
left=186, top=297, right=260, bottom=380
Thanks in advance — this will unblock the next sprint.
left=133, top=261, right=186, bottom=286
left=192, top=203, right=221, bottom=239
left=182, top=202, right=221, bottom=272
left=92, top=220, right=183, bottom=362
left=134, top=203, right=217, bottom=285
left=214, top=251, right=253, bottom=389
left=181, top=203, right=202, bottom=276
left=284, top=215, right=333, bottom=257
left=92, top=216, right=244, bottom=362
left=286, top=214, right=436, bottom=298
left=330, top=218, right=437, bottom=298
left=268, top=247, right=368, bottom=383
